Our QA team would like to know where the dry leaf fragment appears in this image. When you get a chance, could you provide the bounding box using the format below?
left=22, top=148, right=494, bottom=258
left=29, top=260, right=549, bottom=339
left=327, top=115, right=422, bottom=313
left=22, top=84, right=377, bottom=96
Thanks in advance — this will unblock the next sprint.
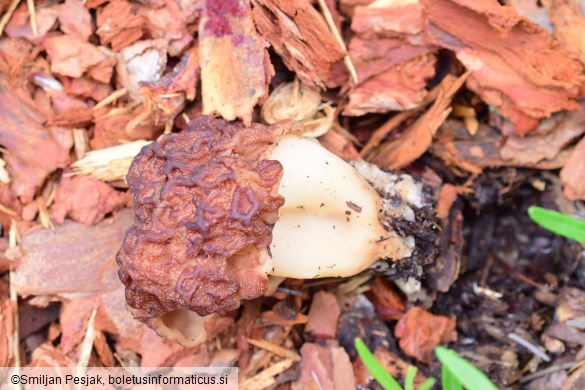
left=261, top=80, right=321, bottom=124
left=200, top=0, right=273, bottom=126
left=394, top=306, right=457, bottom=362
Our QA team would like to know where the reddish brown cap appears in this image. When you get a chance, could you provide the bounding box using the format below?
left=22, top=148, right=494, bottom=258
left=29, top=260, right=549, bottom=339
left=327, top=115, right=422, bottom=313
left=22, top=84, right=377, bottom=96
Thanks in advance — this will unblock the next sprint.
left=117, top=116, right=287, bottom=326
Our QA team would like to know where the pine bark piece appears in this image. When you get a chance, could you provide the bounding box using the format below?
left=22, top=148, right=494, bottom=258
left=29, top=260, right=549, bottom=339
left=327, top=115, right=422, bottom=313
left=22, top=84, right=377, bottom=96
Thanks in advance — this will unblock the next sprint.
left=293, top=343, right=357, bottom=390
left=345, top=54, right=436, bottom=116
left=305, top=291, right=340, bottom=339
left=0, top=83, right=70, bottom=203
left=200, top=0, right=273, bottom=126
left=57, top=0, right=93, bottom=42
left=50, top=175, right=128, bottom=226
left=251, top=0, right=347, bottom=89
left=45, top=34, right=115, bottom=82
left=500, top=108, right=585, bottom=166
left=344, top=1, right=436, bottom=115
left=423, top=0, right=585, bottom=135
left=137, top=1, right=197, bottom=57
left=394, top=306, right=457, bottom=363
left=97, top=0, right=144, bottom=51
left=9, top=209, right=133, bottom=299
left=0, top=297, right=15, bottom=367
left=541, top=0, right=585, bottom=59
left=5, top=5, right=58, bottom=41
left=370, top=72, right=468, bottom=169
left=62, top=77, right=113, bottom=102
left=91, top=107, right=162, bottom=149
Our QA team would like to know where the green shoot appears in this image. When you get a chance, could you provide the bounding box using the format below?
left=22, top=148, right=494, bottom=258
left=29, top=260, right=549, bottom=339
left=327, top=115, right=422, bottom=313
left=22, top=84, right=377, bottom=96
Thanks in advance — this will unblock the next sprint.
left=405, top=366, right=417, bottom=390
left=354, top=338, right=402, bottom=390
left=418, top=377, right=437, bottom=390
left=442, top=363, right=462, bottom=390
left=435, top=347, right=498, bottom=390
left=528, top=206, right=585, bottom=243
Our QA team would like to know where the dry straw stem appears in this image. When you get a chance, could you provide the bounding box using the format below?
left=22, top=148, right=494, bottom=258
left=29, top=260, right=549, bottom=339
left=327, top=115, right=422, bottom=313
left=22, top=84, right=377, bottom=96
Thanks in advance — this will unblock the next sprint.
left=316, top=0, right=358, bottom=84
left=93, top=88, right=128, bottom=111
left=76, top=308, right=97, bottom=378
left=36, top=196, right=54, bottom=230
left=69, top=140, right=152, bottom=182
left=246, top=338, right=301, bottom=361
left=0, top=204, right=18, bottom=218
left=9, top=221, right=21, bottom=376
left=0, top=0, right=21, bottom=36
left=240, top=359, right=295, bottom=390
left=26, top=0, right=37, bottom=36
left=0, top=158, right=10, bottom=184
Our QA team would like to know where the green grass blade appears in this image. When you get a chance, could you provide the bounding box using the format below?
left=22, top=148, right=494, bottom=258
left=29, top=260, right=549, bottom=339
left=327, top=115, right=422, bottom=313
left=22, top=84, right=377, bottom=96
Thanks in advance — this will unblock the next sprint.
left=418, top=377, right=437, bottom=390
left=436, top=347, right=497, bottom=390
left=442, top=364, right=462, bottom=390
left=404, top=366, right=416, bottom=390
left=528, top=206, right=585, bottom=243
left=354, top=338, right=403, bottom=390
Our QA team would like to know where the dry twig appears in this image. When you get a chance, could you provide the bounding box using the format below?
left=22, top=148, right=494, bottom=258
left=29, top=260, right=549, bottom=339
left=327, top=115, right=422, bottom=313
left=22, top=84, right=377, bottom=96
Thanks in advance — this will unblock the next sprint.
left=316, top=0, right=358, bottom=84
left=240, top=359, right=294, bottom=390
left=246, top=338, right=301, bottom=362
left=26, top=0, right=37, bottom=36
left=0, top=0, right=21, bottom=36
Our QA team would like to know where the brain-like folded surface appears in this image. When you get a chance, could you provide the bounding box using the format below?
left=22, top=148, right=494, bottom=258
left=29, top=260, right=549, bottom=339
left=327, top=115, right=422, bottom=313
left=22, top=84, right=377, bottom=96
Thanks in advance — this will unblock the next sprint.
left=117, top=116, right=287, bottom=324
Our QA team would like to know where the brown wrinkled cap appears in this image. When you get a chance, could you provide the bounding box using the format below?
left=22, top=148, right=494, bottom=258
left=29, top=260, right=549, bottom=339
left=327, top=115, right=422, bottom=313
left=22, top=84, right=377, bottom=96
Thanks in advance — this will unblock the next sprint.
left=117, top=116, right=287, bottom=326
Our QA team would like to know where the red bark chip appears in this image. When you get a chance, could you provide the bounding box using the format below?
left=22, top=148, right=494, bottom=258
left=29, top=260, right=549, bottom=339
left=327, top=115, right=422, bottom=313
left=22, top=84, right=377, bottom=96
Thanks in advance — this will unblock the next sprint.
left=305, top=291, right=340, bottom=339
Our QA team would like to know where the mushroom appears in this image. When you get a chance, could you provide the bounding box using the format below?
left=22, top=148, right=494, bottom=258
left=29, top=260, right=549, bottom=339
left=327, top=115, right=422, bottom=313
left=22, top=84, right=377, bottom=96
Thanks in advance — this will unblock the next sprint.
left=117, top=116, right=437, bottom=346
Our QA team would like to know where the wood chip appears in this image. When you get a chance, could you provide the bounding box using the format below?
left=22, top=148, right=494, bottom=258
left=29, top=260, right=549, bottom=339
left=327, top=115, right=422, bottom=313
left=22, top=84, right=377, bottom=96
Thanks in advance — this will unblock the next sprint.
left=370, top=71, right=470, bottom=169
left=246, top=338, right=301, bottom=362
left=200, top=0, right=272, bottom=125
left=240, top=359, right=294, bottom=390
